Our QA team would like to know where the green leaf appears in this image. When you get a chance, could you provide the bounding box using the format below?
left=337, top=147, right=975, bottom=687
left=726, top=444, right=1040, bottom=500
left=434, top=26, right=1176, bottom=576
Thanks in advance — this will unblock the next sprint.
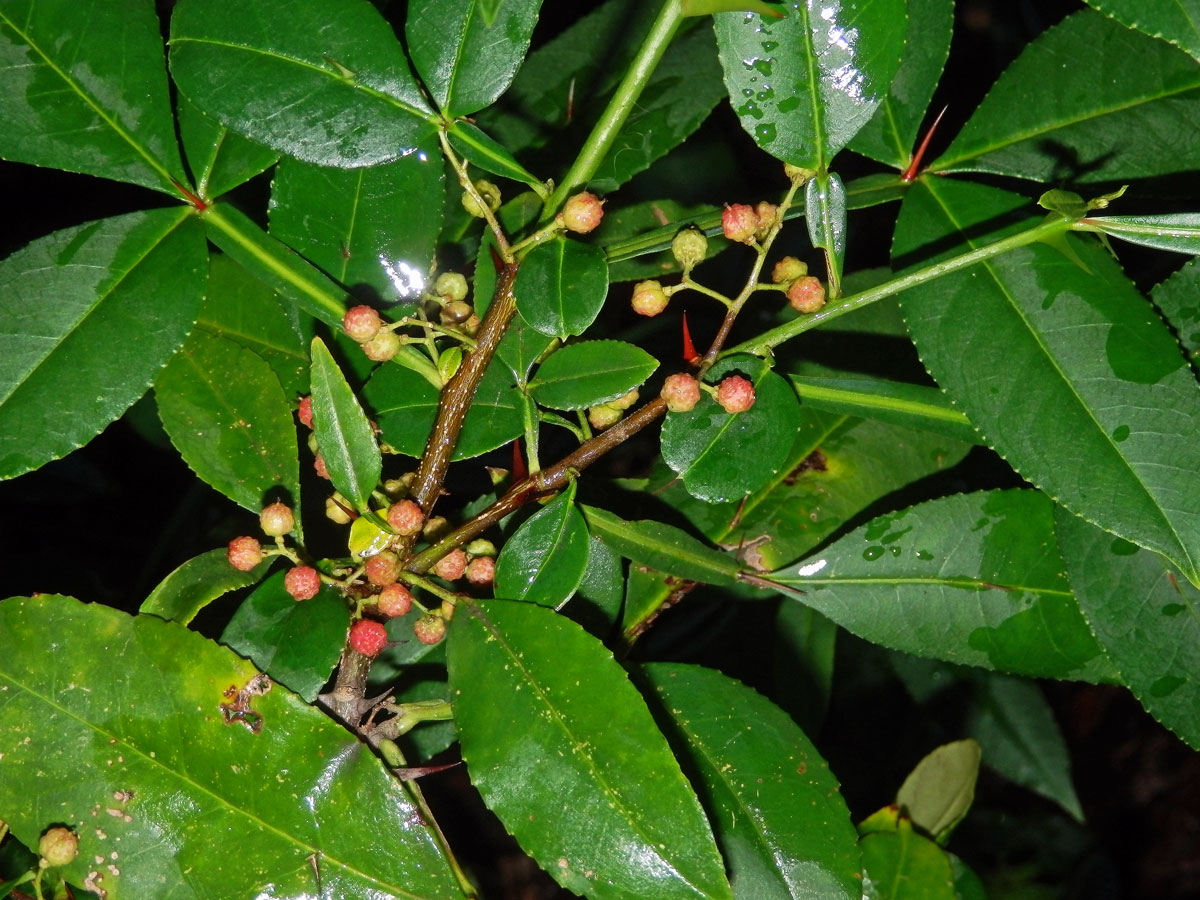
left=582, top=505, right=741, bottom=586
left=847, top=0, right=954, bottom=169
left=494, top=487, right=590, bottom=607
left=446, top=121, right=544, bottom=190
left=270, top=137, right=444, bottom=302
left=177, top=95, right=279, bottom=200
left=895, top=739, right=981, bottom=844
left=406, top=0, right=542, bottom=117
left=859, top=819, right=957, bottom=900
left=220, top=572, right=349, bottom=702
left=661, top=354, right=801, bottom=502
left=156, top=330, right=300, bottom=515
left=169, top=0, right=435, bottom=167
left=140, top=548, right=273, bottom=625
left=1083, top=0, right=1200, bottom=64
left=1150, top=256, right=1200, bottom=361
left=513, top=236, right=610, bottom=338
left=788, top=375, right=978, bottom=445
left=966, top=673, right=1084, bottom=821
left=1055, top=508, right=1200, bottom=750
left=1079, top=213, right=1200, bottom=255
left=497, top=310, right=556, bottom=384
left=0, top=595, right=464, bottom=899
left=309, top=337, right=381, bottom=512
left=198, top=255, right=310, bottom=400
left=893, top=177, right=1200, bottom=585
left=932, top=11, right=1200, bottom=182
left=641, top=663, right=861, bottom=900
left=806, top=172, right=847, bottom=286
left=572, top=535, right=626, bottom=635
left=367, top=360, right=524, bottom=460
left=0, top=0, right=185, bottom=193
left=713, top=0, right=907, bottom=169
left=447, top=600, right=733, bottom=900
left=772, top=604, right=837, bottom=735
left=529, top=340, right=658, bottom=410
left=765, top=490, right=1116, bottom=682
left=0, top=209, right=205, bottom=479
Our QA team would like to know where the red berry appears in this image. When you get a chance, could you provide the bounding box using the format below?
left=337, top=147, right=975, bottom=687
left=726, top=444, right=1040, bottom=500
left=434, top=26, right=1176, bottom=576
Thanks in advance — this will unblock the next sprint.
left=722, top=203, right=758, bottom=244
left=631, top=280, right=669, bottom=317
left=466, top=555, right=495, bottom=586
left=297, top=395, right=314, bottom=429
left=343, top=305, right=383, bottom=343
left=285, top=565, right=322, bottom=600
left=387, top=499, right=425, bottom=536
left=227, top=536, right=263, bottom=571
left=377, top=583, right=414, bottom=618
left=661, top=373, right=701, bottom=413
left=259, top=501, right=294, bottom=537
left=432, top=547, right=468, bottom=581
left=716, top=375, right=756, bottom=414
left=364, top=551, right=401, bottom=587
left=348, top=619, right=389, bottom=658
left=413, top=614, right=447, bottom=646
left=787, top=275, right=826, bottom=313
left=560, top=191, right=605, bottom=234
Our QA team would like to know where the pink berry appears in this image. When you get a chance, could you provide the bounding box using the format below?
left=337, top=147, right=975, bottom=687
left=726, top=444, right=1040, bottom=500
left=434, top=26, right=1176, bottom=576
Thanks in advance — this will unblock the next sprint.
left=413, top=614, right=447, bottom=646
left=787, top=275, right=826, bottom=313
left=38, top=827, right=79, bottom=868
left=466, top=555, right=495, bottom=586
left=722, top=203, right=758, bottom=244
left=377, top=583, right=414, bottom=618
left=716, top=375, right=755, bottom=414
left=754, top=201, right=778, bottom=238
left=387, top=499, right=425, bottom=536
left=631, top=280, right=669, bottom=317
left=297, top=395, right=314, bottom=429
left=313, top=453, right=330, bottom=480
left=227, top=536, right=263, bottom=571
left=343, top=305, right=383, bottom=343
left=285, top=565, right=321, bottom=600
left=348, top=619, right=389, bottom=658
left=259, top=501, right=294, bottom=537
left=364, top=551, right=400, bottom=587
left=661, top=373, right=702, bottom=413
left=432, top=548, right=468, bottom=581
left=560, top=191, right=605, bottom=234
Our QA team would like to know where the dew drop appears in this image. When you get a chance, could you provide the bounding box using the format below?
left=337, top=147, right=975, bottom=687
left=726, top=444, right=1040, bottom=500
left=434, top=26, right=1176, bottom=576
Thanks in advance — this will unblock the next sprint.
left=755, top=122, right=777, bottom=143
left=1112, top=424, right=1130, bottom=442
left=862, top=546, right=884, bottom=561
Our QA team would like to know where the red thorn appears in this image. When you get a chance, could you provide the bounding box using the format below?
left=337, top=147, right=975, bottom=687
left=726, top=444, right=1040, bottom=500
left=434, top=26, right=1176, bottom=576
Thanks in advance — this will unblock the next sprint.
left=172, top=179, right=208, bottom=212
left=902, top=105, right=948, bottom=183
left=488, top=243, right=505, bottom=274
left=681, top=312, right=701, bottom=365
left=511, top=439, right=528, bottom=483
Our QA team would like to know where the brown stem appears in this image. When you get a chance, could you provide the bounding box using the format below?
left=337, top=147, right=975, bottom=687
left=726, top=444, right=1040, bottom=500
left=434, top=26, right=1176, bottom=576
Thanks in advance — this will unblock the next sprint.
left=406, top=398, right=669, bottom=574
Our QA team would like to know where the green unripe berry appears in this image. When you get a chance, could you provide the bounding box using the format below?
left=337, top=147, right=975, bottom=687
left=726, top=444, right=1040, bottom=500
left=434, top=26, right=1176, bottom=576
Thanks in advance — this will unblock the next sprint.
left=462, top=180, right=501, bottom=217
left=588, top=404, right=623, bottom=430
left=671, top=227, right=707, bottom=271
left=39, top=827, right=78, bottom=868
left=771, top=256, right=808, bottom=284
left=260, top=501, right=294, bottom=537
left=435, top=271, right=469, bottom=301
left=361, top=330, right=401, bottom=362
left=413, top=614, right=447, bottom=645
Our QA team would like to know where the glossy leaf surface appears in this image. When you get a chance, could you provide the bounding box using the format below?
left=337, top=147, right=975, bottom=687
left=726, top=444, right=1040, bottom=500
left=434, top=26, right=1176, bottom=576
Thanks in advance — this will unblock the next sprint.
left=0, top=209, right=205, bottom=479
left=847, top=0, right=954, bottom=168
left=156, top=329, right=299, bottom=515
left=446, top=120, right=544, bottom=189
left=661, top=355, right=801, bottom=502
left=894, top=178, right=1200, bottom=585
left=788, top=376, right=978, bottom=445
left=859, top=820, right=956, bottom=900
left=529, top=341, right=658, bottom=410
left=220, top=572, right=349, bottom=702
left=177, top=95, right=279, bottom=200
left=1056, top=508, right=1200, bottom=749
left=933, top=11, right=1200, bottom=182
left=448, top=600, right=733, bottom=900
left=513, top=236, right=610, bottom=338
left=494, top=488, right=590, bottom=608
left=310, top=338, right=381, bottom=512
left=1083, top=0, right=1200, bottom=64
left=406, top=0, right=542, bottom=117
left=1150, top=256, right=1200, bottom=361
left=270, top=140, right=443, bottom=303
left=642, top=664, right=861, bottom=900
left=140, top=548, right=273, bottom=625
left=0, top=0, right=184, bottom=192
left=582, top=505, right=741, bottom=586
left=0, top=595, right=463, bottom=899
left=366, top=361, right=524, bottom=460
left=713, top=0, right=906, bottom=169
left=170, top=0, right=435, bottom=167
left=766, top=490, right=1115, bottom=681
left=1080, top=213, right=1200, bottom=255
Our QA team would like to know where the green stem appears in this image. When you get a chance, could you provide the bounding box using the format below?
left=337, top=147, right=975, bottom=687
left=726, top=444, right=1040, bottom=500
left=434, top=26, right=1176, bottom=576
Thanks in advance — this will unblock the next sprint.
left=542, top=0, right=685, bottom=215
left=723, top=214, right=1074, bottom=358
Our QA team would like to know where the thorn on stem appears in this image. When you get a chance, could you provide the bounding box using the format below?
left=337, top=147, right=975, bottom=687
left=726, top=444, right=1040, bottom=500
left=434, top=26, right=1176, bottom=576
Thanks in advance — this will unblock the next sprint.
left=902, top=105, right=948, bottom=183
